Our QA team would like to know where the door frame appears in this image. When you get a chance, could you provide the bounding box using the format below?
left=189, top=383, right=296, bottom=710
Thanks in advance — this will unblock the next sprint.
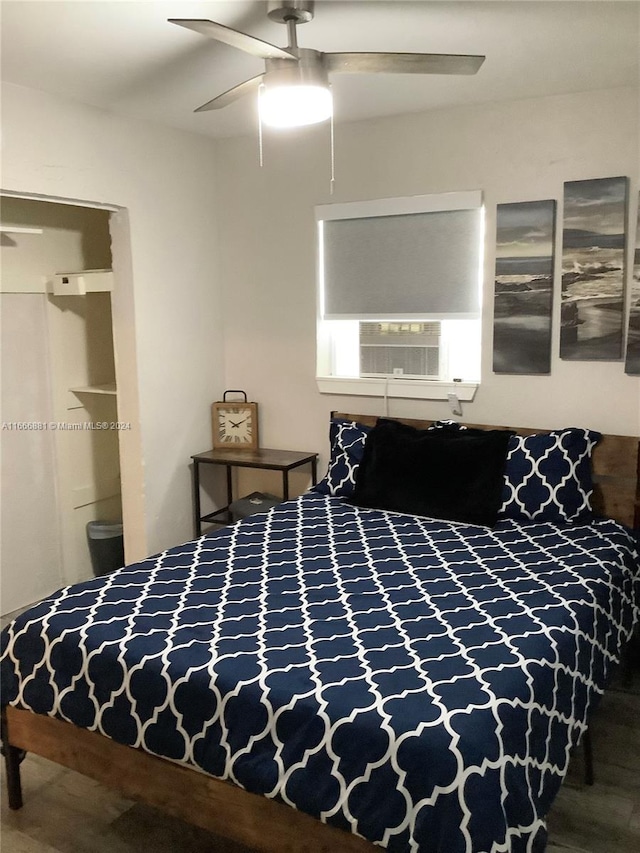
left=1, top=189, right=147, bottom=567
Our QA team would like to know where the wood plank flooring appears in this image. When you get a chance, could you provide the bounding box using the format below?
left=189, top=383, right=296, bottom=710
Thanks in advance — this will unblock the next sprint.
left=1, top=688, right=638, bottom=852
left=546, top=688, right=640, bottom=853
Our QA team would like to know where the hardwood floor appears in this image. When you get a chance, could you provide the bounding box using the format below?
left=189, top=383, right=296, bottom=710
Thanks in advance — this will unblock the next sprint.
left=1, top=689, right=638, bottom=853
left=546, top=688, right=640, bottom=853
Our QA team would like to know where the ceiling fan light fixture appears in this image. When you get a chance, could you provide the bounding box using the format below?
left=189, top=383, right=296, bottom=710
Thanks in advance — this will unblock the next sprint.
left=259, top=49, right=333, bottom=129
left=260, top=82, right=332, bottom=128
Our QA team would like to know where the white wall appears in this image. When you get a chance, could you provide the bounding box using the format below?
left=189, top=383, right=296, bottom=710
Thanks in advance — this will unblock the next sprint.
left=1, top=82, right=225, bottom=557
left=214, top=87, right=640, bottom=479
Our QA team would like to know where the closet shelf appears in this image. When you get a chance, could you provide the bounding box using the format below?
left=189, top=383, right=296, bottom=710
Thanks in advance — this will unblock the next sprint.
left=69, top=384, right=117, bottom=396
left=0, top=225, right=43, bottom=234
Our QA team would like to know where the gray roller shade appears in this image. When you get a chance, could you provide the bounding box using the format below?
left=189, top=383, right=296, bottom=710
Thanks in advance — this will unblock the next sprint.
left=321, top=208, right=481, bottom=320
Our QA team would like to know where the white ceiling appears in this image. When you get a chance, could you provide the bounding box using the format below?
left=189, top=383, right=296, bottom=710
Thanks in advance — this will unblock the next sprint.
left=1, top=1, right=638, bottom=139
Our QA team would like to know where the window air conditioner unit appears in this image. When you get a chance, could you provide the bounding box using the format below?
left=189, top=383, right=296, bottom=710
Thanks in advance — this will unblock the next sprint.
left=359, top=322, right=441, bottom=379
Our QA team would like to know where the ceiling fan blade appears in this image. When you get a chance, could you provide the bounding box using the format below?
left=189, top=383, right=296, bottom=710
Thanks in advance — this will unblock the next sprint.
left=325, top=52, right=485, bottom=76
left=195, top=75, right=264, bottom=112
left=169, top=19, right=296, bottom=61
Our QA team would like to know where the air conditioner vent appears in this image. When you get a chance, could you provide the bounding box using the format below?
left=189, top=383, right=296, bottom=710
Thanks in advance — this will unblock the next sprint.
left=360, top=322, right=440, bottom=379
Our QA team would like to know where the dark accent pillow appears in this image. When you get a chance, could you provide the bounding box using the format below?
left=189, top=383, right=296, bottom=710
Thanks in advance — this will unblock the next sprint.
left=351, top=419, right=514, bottom=527
left=430, top=421, right=602, bottom=524
left=499, top=428, right=601, bottom=524
left=312, top=418, right=372, bottom=498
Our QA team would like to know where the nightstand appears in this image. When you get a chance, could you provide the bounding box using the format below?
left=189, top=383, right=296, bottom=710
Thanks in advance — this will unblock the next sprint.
left=191, top=447, right=318, bottom=536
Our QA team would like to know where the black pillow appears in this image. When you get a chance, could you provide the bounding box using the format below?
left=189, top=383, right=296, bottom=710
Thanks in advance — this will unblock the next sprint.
left=351, top=419, right=514, bottom=527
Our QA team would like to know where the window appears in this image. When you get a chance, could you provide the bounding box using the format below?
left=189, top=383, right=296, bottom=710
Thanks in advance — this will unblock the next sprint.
left=315, top=191, right=483, bottom=401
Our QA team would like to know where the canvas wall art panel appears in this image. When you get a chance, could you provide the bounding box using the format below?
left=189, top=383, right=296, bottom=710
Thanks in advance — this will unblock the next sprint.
left=624, top=192, right=640, bottom=375
left=493, top=200, right=555, bottom=374
left=560, top=176, right=628, bottom=361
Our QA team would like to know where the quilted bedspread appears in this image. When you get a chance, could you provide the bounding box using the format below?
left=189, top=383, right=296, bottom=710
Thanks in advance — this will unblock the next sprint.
left=2, top=493, right=639, bottom=853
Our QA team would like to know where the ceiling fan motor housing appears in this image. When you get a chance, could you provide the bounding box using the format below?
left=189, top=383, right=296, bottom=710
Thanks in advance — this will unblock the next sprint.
left=265, top=48, right=328, bottom=88
left=267, top=1, right=315, bottom=24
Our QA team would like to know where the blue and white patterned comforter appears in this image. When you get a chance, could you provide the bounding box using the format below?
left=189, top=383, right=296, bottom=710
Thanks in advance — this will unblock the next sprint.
left=2, top=493, right=639, bottom=852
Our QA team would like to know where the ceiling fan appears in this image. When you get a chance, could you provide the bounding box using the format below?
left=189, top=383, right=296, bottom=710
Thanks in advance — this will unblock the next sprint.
left=169, top=0, right=485, bottom=127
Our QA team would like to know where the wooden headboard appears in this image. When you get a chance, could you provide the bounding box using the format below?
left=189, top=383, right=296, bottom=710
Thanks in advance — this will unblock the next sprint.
left=333, top=412, right=640, bottom=529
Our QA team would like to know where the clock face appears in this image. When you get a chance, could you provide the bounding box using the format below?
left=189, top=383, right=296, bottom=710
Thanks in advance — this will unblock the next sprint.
left=217, top=406, right=254, bottom=445
left=212, top=398, right=258, bottom=451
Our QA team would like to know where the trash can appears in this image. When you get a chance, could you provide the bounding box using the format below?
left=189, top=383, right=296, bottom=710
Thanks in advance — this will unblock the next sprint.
left=86, top=521, right=124, bottom=576
left=229, top=492, right=280, bottom=522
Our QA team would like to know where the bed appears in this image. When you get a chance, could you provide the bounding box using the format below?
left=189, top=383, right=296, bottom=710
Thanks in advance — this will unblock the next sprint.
left=2, top=413, right=639, bottom=853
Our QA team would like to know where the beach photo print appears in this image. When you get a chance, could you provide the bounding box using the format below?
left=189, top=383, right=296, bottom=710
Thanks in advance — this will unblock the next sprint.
left=560, top=176, right=628, bottom=361
left=624, top=191, right=640, bottom=375
left=492, top=199, right=555, bottom=374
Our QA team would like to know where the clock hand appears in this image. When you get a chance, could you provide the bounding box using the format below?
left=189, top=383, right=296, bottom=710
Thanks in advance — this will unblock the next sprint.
left=229, top=419, right=247, bottom=428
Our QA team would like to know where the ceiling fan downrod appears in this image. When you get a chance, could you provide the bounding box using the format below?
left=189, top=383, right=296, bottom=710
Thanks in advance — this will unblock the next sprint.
left=268, top=0, right=314, bottom=50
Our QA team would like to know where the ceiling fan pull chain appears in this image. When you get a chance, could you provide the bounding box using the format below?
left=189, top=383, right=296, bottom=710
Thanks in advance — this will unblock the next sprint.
left=258, top=84, right=265, bottom=168
left=330, top=90, right=335, bottom=195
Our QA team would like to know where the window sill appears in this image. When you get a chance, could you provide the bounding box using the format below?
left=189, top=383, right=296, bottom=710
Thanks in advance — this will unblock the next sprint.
left=316, top=376, right=478, bottom=401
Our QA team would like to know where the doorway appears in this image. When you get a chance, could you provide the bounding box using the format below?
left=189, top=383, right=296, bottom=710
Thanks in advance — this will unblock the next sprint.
left=1, top=195, right=144, bottom=615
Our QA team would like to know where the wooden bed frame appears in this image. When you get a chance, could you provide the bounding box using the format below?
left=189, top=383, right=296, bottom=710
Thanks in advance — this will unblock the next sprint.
left=2, top=415, right=639, bottom=853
